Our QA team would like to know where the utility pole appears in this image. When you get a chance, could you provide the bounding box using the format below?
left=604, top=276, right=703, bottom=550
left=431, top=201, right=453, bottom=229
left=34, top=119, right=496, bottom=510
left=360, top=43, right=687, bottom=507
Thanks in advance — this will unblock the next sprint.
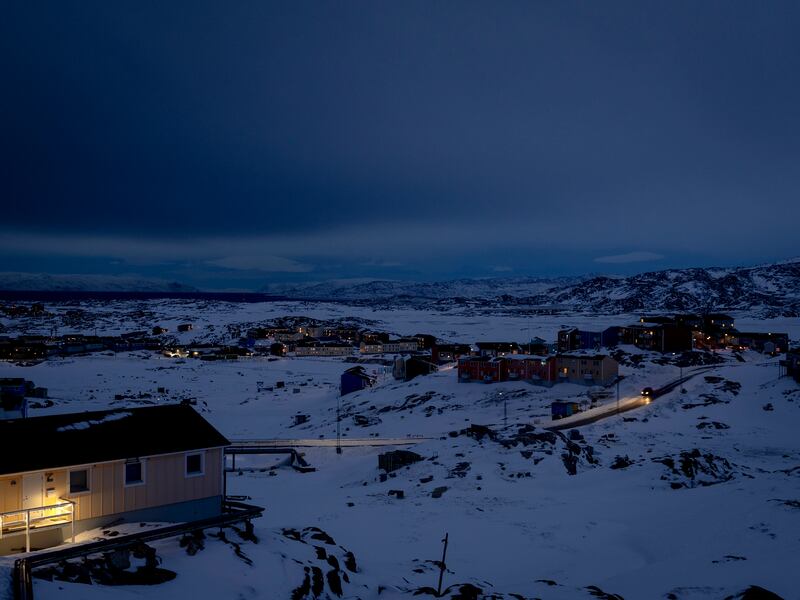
left=616, top=378, right=620, bottom=415
left=336, top=395, right=342, bottom=455
left=436, top=533, right=449, bottom=597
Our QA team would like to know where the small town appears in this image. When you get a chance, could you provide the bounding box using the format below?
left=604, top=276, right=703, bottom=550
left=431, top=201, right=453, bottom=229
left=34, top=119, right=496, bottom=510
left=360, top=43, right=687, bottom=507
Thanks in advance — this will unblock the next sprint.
left=3, top=2, right=800, bottom=598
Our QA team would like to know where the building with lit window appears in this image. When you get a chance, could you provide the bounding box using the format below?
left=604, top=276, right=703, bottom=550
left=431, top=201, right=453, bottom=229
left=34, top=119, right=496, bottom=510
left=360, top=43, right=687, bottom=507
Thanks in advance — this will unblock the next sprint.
left=0, top=404, right=229, bottom=555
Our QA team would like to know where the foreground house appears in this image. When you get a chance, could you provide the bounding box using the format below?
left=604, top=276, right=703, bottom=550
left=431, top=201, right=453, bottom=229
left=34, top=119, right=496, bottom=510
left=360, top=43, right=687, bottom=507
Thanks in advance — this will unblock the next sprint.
left=0, top=404, right=229, bottom=555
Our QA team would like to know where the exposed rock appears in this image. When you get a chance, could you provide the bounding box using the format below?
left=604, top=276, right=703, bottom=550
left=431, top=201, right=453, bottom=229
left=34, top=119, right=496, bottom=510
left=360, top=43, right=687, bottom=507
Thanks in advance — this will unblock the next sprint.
left=431, top=486, right=448, bottom=498
left=653, top=449, right=735, bottom=488
left=610, top=455, right=634, bottom=470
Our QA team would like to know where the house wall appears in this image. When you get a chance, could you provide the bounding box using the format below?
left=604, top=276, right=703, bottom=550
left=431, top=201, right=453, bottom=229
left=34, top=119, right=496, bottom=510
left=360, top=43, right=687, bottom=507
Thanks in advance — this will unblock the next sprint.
left=0, top=448, right=223, bottom=523
left=457, top=358, right=507, bottom=382
left=295, top=345, right=353, bottom=356
left=556, top=356, right=618, bottom=385
left=0, top=477, right=20, bottom=512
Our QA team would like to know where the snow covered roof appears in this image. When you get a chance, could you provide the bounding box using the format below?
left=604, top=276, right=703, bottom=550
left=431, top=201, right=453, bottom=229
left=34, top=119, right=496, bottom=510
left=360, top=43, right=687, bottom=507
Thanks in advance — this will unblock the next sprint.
left=0, top=404, right=230, bottom=476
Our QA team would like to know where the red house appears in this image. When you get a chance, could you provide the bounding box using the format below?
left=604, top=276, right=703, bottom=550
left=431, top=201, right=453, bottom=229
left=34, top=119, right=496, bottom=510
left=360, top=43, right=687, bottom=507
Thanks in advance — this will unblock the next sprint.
left=506, top=357, right=557, bottom=383
left=458, top=357, right=508, bottom=382
left=458, top=356, right=557, bottom=384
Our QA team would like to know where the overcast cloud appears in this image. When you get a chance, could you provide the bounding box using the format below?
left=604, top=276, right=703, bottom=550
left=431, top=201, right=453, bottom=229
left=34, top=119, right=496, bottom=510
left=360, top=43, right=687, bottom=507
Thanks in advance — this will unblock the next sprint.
left=2, top=1, right=799, bottom=288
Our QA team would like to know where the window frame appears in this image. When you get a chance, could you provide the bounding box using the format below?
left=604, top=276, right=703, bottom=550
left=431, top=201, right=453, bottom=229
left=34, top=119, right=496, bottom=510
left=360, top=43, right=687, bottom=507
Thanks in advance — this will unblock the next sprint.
left=185, top=451, right=205, bottom=478
left=68, top=467, right=91, bottom=496
left=123, top=459, right=146, bottom=488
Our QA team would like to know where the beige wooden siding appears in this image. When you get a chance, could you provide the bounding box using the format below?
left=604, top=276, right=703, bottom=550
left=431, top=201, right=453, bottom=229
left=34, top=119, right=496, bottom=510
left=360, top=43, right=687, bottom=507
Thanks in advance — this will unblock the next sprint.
left=1, top=448, right=223, bottom=523
left=0, top=477, right=21, bottom=513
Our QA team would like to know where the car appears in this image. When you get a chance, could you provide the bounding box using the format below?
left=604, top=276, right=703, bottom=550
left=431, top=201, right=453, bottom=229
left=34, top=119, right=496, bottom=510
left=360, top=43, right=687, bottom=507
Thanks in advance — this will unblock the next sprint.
left=641, top=387, right=654, bottom=397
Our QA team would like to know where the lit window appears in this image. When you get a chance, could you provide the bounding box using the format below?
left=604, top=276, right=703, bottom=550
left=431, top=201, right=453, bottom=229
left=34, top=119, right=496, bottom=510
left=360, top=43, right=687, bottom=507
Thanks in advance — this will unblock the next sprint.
left=69, top=469, right=89, bottom=494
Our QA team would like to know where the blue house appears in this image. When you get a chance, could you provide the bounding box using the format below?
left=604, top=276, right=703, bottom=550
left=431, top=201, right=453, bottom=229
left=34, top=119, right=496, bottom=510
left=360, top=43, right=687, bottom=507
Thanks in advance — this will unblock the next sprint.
left=340, top=366, right=376, bottom=396
left=558, top=327, right=619, bottom=352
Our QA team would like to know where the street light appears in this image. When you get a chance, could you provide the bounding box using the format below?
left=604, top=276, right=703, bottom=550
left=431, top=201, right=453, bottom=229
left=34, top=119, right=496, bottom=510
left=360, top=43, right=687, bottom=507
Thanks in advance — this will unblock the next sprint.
left=336, top=394, right=342, bottom=455
left=500, top=391, right=507, bottom=429
left=674, top=352, right=686, bottom=393
left=613, top=375, right=625, bottom=416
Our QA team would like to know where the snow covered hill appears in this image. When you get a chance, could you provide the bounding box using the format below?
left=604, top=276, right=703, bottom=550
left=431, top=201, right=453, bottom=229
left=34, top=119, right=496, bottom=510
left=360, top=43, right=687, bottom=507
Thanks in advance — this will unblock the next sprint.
left=265, top=259, right=800, bottom=317
left=523, top=259, right=800, bottom=317
left=262, top=275, right=587, bottom=301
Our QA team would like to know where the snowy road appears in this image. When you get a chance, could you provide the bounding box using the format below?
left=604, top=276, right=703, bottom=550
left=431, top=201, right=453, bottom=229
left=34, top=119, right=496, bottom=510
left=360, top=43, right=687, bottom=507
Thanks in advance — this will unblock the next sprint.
left=545, top=367, right=715, bottom=431
left=229, top=437, right=432, bottom=448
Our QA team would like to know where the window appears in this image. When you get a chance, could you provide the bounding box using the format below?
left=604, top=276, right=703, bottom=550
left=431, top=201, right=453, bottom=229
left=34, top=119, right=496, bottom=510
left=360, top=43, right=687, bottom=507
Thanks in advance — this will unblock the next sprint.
left=185, top=452, right=204, bottom=477
left=124, top=460, right=145, bottom=486
left=69, top=469, right=89, bottom=494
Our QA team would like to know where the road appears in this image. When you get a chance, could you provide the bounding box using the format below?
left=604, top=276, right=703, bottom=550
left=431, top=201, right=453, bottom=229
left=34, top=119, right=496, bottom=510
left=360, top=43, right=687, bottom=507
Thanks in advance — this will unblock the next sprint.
left=228, top=437, right=431, bottom=448
left=545, top=366, right=716, bottom=431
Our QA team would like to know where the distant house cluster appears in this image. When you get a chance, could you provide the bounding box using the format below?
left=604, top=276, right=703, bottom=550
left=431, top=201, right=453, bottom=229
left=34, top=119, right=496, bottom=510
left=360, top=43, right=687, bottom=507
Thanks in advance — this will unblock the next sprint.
left=0, top=331, right=169, bottom=362
left=0, top=303, right=46, bottom=319
left=248, top=324, right=434, bottom=359
left=555, top=313, right=788, bottom=355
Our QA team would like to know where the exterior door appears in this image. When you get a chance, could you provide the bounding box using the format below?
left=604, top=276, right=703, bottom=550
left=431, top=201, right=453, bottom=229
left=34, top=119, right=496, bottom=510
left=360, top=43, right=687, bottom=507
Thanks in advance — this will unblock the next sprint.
left=22, top=473, right=43, bottom=509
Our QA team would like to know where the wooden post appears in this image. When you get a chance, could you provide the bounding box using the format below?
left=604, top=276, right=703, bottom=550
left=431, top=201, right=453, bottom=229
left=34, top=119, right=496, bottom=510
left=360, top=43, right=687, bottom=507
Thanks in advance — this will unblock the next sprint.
left=436, top=532, right=449, bottom=597
left=25, top=510, right=30, bottom=553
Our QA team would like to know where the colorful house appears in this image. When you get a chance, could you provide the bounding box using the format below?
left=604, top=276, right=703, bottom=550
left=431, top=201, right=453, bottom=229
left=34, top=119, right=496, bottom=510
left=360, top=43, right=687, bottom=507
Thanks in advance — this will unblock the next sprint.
left=457, top=356, right=508, bottom=382
left=557, top=327, right=619, bottom=352
left=555, top=354, right=620, bottom=385
left=340, top=366, right=376, bottom=396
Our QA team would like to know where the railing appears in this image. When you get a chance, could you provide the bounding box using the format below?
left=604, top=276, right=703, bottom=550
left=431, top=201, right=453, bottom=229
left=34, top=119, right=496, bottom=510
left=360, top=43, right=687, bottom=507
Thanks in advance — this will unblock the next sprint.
left=0, top=499, right=75, bottom=553
left=12, top=498, right=264, bottom=600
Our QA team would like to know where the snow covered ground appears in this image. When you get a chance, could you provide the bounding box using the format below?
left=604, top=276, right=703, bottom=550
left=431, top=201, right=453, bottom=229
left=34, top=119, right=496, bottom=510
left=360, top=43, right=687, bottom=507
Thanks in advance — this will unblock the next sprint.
left=1, top=300, right=798, bottom=599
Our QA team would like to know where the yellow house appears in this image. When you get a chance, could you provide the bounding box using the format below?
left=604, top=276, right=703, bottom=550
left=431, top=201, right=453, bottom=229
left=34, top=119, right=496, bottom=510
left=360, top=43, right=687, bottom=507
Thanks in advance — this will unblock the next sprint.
left=0, top=404, right=229, bottom=555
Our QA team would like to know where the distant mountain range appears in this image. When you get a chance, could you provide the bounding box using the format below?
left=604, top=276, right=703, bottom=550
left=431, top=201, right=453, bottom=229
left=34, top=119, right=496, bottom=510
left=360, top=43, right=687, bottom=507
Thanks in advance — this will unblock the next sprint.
left=2, top=259, right=798, bottom=317
left=0, top=272, right=197, bottom=293
left=519, top=259, right=800, bottom=317
left=263, top=259, right=800, bottom=317
left=262, top=275, right=588, bottom=301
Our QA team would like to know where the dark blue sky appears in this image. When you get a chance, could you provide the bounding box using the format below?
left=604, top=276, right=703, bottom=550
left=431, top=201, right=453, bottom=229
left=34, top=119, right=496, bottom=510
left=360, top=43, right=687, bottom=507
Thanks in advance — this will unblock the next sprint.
left=2, top=2, right=799, bottom=289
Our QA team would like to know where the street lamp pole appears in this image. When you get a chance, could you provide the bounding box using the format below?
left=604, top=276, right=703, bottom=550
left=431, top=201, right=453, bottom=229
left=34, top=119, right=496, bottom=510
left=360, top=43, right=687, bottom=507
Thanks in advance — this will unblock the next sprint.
left=336, top=395, right=342, bottom=455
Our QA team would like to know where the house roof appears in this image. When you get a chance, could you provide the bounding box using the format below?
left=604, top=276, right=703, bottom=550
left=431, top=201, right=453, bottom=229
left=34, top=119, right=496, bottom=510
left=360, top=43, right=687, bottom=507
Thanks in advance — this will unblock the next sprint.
left=706, top=313, right=734, bottom=320
left=0, top=404, right=230, bottom=476
left=476, top=342, right=520, bottom=349
left=557, top=353, right=611, bottom=360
